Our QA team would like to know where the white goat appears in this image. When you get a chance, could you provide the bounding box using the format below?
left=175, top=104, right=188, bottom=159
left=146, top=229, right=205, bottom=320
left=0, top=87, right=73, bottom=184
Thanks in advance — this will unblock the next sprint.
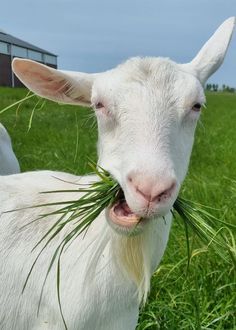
left=0, top=18, right=234, bottom=330
left=0, top=123, right=20, bottom=174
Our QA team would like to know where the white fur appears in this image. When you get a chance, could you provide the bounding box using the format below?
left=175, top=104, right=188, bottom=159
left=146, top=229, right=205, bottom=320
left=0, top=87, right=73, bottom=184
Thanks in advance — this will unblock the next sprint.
left=0, top=123, right=20, bottom=175
left=0, top=18, right=235, bottom=330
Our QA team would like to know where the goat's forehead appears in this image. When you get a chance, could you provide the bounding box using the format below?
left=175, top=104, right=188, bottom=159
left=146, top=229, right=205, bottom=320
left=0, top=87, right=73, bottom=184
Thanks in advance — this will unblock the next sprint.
left=93, top=57, right=202, bottom=100
left=119, top=57, right=179, bottom=83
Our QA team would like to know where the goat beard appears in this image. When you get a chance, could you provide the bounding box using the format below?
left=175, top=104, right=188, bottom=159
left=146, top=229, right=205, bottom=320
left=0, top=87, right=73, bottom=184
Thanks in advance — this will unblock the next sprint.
left=84, top=220, right=154, bottom=304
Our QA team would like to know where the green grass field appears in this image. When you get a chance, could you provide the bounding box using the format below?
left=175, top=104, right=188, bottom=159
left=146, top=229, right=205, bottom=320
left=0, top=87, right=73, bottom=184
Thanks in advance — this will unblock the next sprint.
left=0, top=87, right=236, bottom=329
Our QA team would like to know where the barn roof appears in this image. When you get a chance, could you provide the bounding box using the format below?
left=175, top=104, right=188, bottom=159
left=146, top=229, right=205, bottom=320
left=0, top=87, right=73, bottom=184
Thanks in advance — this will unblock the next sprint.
left=0, top=30, right=57, bottom=56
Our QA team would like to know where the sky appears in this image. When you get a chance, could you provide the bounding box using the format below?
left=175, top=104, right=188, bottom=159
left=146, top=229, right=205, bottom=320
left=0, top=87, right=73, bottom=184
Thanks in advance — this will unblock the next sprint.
left=1, top=0, right=236, bottom=86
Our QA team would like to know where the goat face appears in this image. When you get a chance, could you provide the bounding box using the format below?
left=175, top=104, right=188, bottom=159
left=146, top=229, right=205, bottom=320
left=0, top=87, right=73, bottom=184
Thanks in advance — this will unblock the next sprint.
left=92, top=58, right=204, bottom=233
left=12, top=17, right=235, bottom=235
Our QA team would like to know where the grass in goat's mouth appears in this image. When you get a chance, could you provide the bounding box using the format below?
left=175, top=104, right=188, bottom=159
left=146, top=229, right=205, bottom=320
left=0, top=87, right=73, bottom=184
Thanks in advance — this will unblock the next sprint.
left=19, top=163, right=235, bottom=329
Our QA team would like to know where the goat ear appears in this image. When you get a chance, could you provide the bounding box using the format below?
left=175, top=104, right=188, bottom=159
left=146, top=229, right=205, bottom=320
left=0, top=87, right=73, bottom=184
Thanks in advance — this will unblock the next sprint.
left=12, top=58, right=96, bottom=106
left=185, top=17, right=235, bottom=84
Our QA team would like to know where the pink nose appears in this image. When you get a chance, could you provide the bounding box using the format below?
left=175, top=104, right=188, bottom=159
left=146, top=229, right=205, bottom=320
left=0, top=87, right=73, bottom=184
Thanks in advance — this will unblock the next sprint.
left=127, top=173, right=176, bottom=203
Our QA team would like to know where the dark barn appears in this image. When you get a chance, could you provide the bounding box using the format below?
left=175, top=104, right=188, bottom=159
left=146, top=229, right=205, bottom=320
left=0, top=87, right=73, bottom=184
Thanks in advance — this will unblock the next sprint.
left=0, top=29, right=57, bottom=87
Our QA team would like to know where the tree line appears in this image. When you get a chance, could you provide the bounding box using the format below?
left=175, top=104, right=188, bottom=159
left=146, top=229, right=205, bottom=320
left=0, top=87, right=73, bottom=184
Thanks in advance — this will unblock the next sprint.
left=205, top=83, right=235, bottom=93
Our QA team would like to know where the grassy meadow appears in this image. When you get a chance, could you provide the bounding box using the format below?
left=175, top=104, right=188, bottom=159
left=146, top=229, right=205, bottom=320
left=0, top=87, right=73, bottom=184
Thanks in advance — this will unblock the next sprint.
left=0, top=87, right=236, bottom=329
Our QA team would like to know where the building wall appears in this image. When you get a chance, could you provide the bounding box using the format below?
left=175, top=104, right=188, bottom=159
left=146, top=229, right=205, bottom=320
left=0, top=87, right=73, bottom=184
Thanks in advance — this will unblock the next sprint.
left=0, top=54, right=57, bottom=87
left=0, top=37, right=57, bottom=87
left=0, top=54, right=12, bottom=86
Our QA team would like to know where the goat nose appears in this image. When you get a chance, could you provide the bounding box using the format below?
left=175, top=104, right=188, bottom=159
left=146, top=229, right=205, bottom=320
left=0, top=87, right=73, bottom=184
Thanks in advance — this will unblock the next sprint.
left=127, top=174, right=176, bottom=203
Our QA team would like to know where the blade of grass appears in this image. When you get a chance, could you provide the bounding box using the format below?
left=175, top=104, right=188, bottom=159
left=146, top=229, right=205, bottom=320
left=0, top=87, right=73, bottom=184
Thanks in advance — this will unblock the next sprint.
left=0, top=93, right=35, bottom=114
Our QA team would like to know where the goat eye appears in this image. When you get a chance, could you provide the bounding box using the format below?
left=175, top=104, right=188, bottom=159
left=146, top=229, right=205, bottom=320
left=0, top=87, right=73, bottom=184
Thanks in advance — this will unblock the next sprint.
left=192, top=103, right=202, bottom=112
left=94, top=102, right=104, bottom=110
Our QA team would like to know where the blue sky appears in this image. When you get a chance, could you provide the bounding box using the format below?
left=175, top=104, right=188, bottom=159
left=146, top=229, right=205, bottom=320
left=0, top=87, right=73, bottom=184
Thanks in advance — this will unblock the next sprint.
left=1, top=0, right=236, bottom=86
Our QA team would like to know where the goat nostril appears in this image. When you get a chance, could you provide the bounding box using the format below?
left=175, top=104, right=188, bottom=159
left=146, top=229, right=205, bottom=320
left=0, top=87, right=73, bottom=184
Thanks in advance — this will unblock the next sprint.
left=128, top=176, right=133, bottom=183
left=155, top=182, right=176, bottom=202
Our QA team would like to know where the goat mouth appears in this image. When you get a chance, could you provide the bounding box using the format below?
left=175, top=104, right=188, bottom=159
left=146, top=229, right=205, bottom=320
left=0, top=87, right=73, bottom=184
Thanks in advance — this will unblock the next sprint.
left=109, top=200, right=141, bottom=228
left=109, top=190, right=142, bottom=229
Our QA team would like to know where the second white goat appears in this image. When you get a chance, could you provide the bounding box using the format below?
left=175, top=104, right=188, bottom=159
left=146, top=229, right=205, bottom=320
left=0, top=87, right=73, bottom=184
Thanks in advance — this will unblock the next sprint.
left=0, top=123, right=20, bottom=174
